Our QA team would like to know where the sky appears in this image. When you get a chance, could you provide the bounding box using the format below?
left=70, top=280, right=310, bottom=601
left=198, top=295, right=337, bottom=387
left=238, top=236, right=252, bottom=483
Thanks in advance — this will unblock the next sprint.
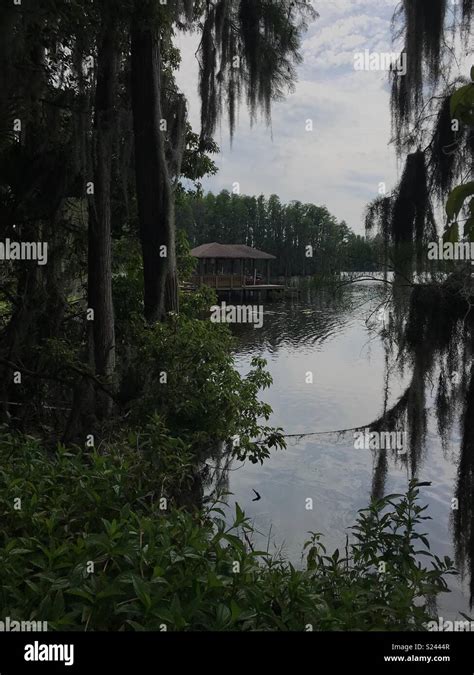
left=175, top=0, right=405, bottom=235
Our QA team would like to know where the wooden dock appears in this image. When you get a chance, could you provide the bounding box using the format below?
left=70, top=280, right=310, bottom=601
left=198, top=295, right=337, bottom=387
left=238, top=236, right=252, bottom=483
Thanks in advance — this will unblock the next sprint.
left=188, top=274, right=285, bottom=293
left=178, top=275, right=295, bottom=301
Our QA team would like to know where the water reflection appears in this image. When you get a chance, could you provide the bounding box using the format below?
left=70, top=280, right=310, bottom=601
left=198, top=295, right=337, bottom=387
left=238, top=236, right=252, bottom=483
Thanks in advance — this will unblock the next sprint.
left=230, top=286, right=359, bottom=355
left=378, top=276, right=474, bottom=609
left=206, top=278, right=474, bottom=618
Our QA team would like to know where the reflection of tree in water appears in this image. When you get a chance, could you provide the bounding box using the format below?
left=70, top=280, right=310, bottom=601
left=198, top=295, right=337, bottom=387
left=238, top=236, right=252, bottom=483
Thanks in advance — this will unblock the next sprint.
left=371, top=274, right=474, bottom=605
left=363, top=0, right=474, bottom=607
left=203, top=273, right=474, bottom=606
left=232, top=284, right=380, bottom=356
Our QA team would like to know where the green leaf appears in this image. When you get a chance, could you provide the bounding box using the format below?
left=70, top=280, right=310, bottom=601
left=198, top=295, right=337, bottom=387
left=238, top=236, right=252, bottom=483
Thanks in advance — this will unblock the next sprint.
left=66, top=589, right=94, bottom=603
left=451, top=84, right=469, bottom=117
left=207, top=571, right=223, bottom=588
left=238, top=610, right=258, bottom=622
left=446, top=183, right=474, bottom=221
left=466, top=213, right=474, bottom=242
left=443, top=221, right=459, bottom=244
left=450, top=83, right=474, bottom=125
left=230, top=600, right=241, bottom=622
left=154, top=608, right=174, bottom=623
left=234, top=502, right=246, bottom=526
left=132, top=576, right=152, bottom=610
left=216, top=604, right=231, bottom=626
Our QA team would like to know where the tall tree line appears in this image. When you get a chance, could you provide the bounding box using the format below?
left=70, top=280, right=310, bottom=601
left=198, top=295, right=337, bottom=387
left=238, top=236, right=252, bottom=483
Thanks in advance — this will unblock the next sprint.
left=177, top=190, right=379, bottom=275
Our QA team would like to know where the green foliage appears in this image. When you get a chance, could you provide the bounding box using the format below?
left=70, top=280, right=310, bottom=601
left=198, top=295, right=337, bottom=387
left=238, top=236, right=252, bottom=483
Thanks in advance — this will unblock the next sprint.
left=0, top=443, right=456, bottom=632
left=179, top=127, right=219, bottom=193
left=112, top=234, right=285, bottom=464
left=304, top=481, right=457, bottom=629
left=443, top=220, right=460, bottom=244
left=113, top=230, right=203, bottom=320
left=446, top=182, right=474, bottom=223
left=450, top=79, right=474, bottom=127
left=121, top=312, right=285, bottom=464
left=113, top=237, right=145, bottom=325
left=446, top=75, right=474, bottom=240
left=176, top=228, right=197, bottom=282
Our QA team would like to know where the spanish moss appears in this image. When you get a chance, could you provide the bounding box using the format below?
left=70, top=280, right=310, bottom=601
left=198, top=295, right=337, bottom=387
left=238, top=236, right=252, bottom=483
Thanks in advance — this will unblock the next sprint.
left=197, top=0, right=316, bottom=143
left=391, top=150, right=435, bottom=274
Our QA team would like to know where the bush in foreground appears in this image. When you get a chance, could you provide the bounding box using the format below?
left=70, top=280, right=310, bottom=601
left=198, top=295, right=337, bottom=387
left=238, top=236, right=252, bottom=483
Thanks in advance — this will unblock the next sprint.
left=0, top=432, right=456, bottom=631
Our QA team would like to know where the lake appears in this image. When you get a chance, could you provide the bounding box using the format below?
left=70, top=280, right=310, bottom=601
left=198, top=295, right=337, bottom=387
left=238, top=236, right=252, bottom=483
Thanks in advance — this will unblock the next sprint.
left=219, top=279, right=471, bottom=620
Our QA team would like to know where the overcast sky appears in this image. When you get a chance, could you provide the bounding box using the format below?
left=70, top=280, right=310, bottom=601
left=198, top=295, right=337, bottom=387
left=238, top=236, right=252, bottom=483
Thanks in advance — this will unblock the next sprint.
left=176, top=0, right=403, bottom=235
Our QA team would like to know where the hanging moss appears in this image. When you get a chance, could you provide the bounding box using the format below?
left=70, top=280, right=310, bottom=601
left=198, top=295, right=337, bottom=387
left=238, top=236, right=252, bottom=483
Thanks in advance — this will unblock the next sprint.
left=365, top=196, right=392, bottom=246
left=389, top=0, right=474, bottom=147
left=391, top=151, right=437, bottom=273
left=197, top=0, right=316, bottom=143
left=390, top=52, right=413, bottom=154
left=431, top=95, right=461, bottom=200
left=389, top=280, right=474, bottom=605
left=369, top=274, right=474, bottom=461
left=420, top=0, right=447, bottom=82
left=365, top=196, right=392, bottom=273
left=435, top=368, right=453, bottom=452
left=377, top=0, right=474, bottom=603
left=463, top=0, right=474, bottom=27
left=392, top=153, right=420, bottom=245
left=199, top=9, right=219, bottom=143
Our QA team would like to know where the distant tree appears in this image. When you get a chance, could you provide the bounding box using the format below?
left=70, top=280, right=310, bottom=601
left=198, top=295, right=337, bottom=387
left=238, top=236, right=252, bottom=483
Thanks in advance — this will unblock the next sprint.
left=176, top=191, right=374, bottom=275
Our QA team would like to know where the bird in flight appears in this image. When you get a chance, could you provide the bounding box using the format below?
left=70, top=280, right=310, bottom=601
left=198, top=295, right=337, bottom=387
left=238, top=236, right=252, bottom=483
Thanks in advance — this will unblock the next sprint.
left=252, top=489, right=261, bottom=502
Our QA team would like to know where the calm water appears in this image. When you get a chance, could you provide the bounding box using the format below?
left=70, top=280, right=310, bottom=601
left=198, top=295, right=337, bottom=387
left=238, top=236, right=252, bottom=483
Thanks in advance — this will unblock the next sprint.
left=220, top=281, right=470, bottom=620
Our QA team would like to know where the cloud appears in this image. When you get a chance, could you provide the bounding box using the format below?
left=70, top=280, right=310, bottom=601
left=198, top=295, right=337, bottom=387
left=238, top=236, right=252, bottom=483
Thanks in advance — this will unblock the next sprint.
left=302, top=14, right=391, bottom=72
left=174, top=1, right=400, bottom=234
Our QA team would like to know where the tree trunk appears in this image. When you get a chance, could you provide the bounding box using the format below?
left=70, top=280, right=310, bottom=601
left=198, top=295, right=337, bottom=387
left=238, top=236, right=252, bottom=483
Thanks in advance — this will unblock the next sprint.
left=0, top=34, right=48, bottom=422
left=87, top=10, right=119, bottom=416
left=130, top=21, right=178, bottom=323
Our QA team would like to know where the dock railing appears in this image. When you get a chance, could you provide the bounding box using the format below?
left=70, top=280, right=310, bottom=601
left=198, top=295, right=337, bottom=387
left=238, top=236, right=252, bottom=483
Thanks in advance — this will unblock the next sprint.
left=191, top=274, right=247, bottom=289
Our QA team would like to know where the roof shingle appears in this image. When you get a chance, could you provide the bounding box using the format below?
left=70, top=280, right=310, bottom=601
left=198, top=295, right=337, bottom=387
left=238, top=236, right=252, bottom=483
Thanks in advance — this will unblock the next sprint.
left=190, top=243, right=276, bottom=260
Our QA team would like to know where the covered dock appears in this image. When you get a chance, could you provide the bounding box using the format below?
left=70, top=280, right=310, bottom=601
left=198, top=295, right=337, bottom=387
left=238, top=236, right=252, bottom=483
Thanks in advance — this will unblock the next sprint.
left=190, top=243, right=285, bottom=295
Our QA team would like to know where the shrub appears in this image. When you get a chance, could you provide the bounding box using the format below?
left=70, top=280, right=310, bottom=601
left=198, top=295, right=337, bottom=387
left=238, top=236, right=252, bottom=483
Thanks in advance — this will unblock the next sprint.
left=0, top=433, right=456, bottom=631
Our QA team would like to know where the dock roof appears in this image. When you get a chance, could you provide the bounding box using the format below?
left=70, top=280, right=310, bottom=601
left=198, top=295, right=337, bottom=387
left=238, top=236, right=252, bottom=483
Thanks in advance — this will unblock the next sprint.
left=190, top=243, right=276, bottom=260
